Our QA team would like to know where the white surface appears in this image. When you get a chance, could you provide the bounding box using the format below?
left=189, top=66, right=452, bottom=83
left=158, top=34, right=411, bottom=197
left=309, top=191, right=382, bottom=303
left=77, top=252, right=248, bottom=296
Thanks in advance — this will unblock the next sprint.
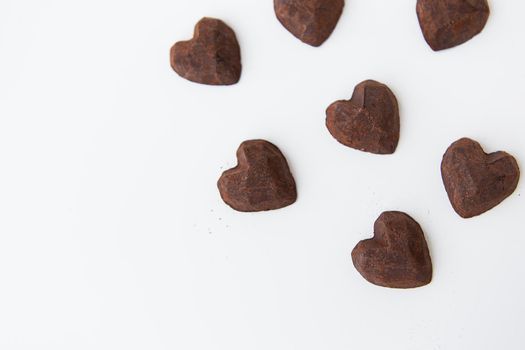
left=0, top=0, right=524, bottom=349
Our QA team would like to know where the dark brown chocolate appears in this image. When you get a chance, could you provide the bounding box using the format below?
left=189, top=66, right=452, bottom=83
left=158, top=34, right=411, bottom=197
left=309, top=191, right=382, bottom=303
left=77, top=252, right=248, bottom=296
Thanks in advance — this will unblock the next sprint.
left=416, top=0, right=490, bottom=51
left=441, top=138, right=520, bottom=218
left=352, top=211, right=433, bottom=289
left=274, top=0, right=344, bottom=47
left=170, top=17, right=241, bottom=85
left=217, top=140, right=297, bottom=212
left=326, top=80, right=400, bottom=155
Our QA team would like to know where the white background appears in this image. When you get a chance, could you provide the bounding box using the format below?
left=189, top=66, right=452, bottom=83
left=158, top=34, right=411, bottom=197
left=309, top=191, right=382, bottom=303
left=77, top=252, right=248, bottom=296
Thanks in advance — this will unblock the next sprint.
left=0, top=0, right=524, bottom=349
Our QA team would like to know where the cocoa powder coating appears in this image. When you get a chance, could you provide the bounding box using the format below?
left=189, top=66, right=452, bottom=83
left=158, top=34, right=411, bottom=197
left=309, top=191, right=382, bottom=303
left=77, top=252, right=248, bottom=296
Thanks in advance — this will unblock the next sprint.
left=326, top=80, right=400, bottom=155
left=441, top=138, right=520, bottom=218
left=352, top=211, right=433, bottom=289
left=274, top=0, right=344, bottom=47
left=416, top=0, right=490, bottom=51
left=218, top=140, right=297, bottom=212
left=170, top=17, right=241, bottom=85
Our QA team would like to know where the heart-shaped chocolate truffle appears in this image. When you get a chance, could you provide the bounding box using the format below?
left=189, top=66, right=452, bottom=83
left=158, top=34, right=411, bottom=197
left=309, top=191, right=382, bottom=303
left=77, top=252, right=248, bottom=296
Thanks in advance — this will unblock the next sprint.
left=218, top=140, right=297, bottom=212
left=274, top=0, right=344, bottom=47
left=416, top=0, right=490, bottom=51
left=441, top=138, right=520, bottom=218
left=352, top=211, right=433, bottom=289
left=326, top=80, right=400, bottom=154
left=170, top=17, right=241, bottom=85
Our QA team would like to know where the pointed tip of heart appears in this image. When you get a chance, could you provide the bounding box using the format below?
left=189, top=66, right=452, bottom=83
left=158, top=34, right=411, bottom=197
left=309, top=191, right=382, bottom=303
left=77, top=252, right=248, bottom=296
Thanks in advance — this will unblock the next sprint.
left=218, top=140, right=297, bottom=212
left=352, top=211, right=433, bottom=289
left=441, top=137, right=520, bottom=218
left=170, top=17, right=242, bottom=86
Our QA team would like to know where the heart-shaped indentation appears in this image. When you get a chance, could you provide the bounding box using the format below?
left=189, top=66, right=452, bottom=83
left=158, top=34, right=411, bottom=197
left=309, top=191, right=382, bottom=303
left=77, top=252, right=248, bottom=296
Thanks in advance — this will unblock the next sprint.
left=352, top=211, right=433, bottom=289
left=416, top=0, right=490, bottom=51
left=326, top=80, right=400, bottom=154
left=274, top=0, right=344, bottom=47
left=441, top=138, right=520, bottom=218
left=218, top=140, right=297, bottom=212
left=170, top=17, right=241, bottom=85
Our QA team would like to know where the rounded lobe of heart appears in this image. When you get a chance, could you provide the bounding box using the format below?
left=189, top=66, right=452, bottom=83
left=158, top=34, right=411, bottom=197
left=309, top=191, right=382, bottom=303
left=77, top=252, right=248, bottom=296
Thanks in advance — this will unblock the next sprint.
left=351, top=211, right=433, bottom=289
left=274, top=0, right=345, bottom=47
left=217, top=140, right=297, bottom=212
left=416, top=0, right=490, bottom=51
left=441, top=138, right=520, bottom=218
left=170, top=17, right=242, bottom=85
left=326, top=80, right=400, bottom=154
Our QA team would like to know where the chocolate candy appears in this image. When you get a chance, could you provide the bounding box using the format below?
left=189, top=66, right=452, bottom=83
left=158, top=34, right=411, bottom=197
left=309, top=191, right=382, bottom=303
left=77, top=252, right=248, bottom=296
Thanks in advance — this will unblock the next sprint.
left=274, top=0, right=344, bottom=47
left=217, top=140, right=297, bottom=212
left=352, top=211, right=433, bottom=289
left=416, top=0, right=490, bottom=51
left=170, top=17, right=242, bottom=85
left=326, top=80, right=400, bottom=155
left=441, top=138, right=520, bottom=218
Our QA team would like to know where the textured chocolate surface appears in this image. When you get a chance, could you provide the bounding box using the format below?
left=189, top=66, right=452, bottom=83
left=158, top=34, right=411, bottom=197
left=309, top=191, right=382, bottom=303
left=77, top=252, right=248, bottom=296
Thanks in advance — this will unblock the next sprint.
left=416, top=0, right=490, bottom=51
left=274, top=0, right=344, bottom=47
left=326, top=80, right=400, bottom=155
left=352, top=211, right=433, bottom=289
left=441, top=138, right=520, bottom=218
left=170, top=17, right=241, bottom=85
left=218, top=140, right=297, bottom=212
